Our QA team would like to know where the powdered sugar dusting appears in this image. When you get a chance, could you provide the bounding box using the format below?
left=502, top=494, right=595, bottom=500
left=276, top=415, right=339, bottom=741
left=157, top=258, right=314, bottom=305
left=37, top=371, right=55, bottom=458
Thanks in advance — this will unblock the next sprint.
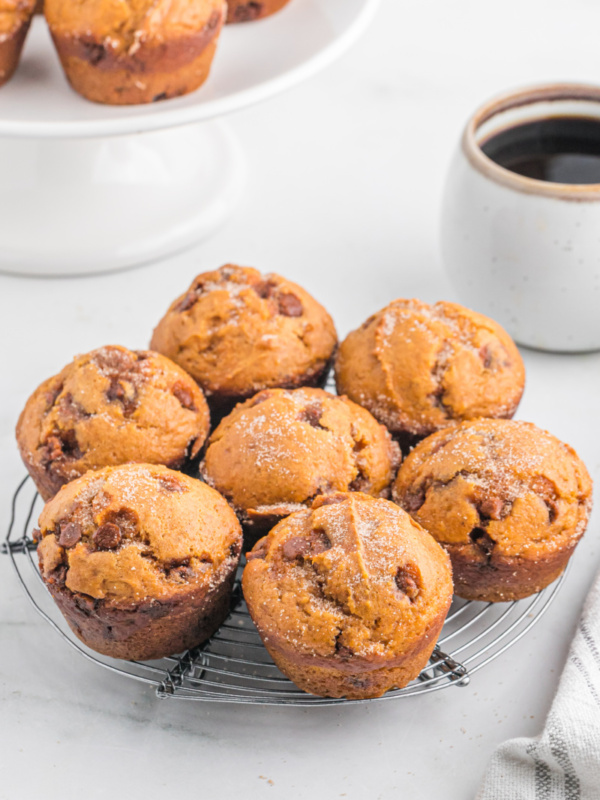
left=248, top=494, right=450, bottom=661
left=396, top=419, right=592, bottom=553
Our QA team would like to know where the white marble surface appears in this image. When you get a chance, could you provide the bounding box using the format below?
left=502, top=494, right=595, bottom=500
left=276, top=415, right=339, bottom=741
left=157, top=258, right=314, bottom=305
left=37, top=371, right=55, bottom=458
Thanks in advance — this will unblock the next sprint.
left=2, top=0, right=600, bottom=797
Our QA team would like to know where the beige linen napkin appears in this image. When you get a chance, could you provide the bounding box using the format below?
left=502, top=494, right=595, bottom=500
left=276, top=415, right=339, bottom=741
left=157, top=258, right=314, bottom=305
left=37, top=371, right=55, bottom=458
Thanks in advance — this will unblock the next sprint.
left=477, top=571, right=600, bottom=800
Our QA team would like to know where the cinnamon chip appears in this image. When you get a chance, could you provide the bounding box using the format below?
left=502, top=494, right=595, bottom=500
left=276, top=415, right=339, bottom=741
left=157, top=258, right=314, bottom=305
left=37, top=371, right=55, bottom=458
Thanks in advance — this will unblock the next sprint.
left=247, top=539, right=269, bottom=561
left=232, top=1, right=263, bottom=21
left=395, top=567, right=420, bottom=600
left=282, top=529, right=331, bottom=561
left=478, top=496, right=504, bottom=521
left=176, top=291, right=198, bottom=312
left=172, top=381, right=197, bottom=412
left=298, top=403, right=324, bottom=429
left=278, top=293, right=303, bottom=317
left=157, top=474, right=186, bottom=493
left=281, top=536, right=311, bottom=561
left=58, top=522, right=82, bottom=549
left=469, top=527, right=496, bottom=560
left=93, top=523, right=122, bottom=550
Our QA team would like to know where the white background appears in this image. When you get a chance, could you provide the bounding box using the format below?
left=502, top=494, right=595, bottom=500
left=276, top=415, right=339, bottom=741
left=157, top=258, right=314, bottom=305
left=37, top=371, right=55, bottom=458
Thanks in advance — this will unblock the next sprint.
left=2, top=0, right=600, bottom=797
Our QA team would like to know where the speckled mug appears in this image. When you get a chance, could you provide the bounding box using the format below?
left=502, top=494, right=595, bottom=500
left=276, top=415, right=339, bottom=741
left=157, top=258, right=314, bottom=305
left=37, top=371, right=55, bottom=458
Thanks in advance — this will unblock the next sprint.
left=441, top=83, right=600, bottom=352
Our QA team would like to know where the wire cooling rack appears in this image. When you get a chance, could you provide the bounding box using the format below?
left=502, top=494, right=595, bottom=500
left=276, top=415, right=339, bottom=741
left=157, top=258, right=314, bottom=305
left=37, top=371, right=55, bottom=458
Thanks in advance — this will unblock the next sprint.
left=3, top=475, right=567, bottom=706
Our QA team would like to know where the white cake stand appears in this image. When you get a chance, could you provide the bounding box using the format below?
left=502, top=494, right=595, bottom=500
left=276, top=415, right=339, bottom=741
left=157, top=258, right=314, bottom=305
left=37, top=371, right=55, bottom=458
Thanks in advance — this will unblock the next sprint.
left=0, top=0, right=379, bottom=276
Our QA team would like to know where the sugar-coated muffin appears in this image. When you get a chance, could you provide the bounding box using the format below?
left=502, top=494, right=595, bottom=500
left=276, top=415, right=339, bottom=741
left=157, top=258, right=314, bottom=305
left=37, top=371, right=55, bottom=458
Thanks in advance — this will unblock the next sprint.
left=200, top=387, right=401, bottom=542
left=36, top=464, right=243, bottom=660
left=227, top=0, right=292, bottom=23
left=150, top=265, right=338, bottom=416
left=243, top=492, right=453, bottom=699
left=16, top=345, right=210, bottom=501
left=0, top=0, right=36, bottom=86
left=393, top=419, right=592, bottom=602
left=44, top=0, right=226, bottom=105
left=335, top=299, right=525, bottom=444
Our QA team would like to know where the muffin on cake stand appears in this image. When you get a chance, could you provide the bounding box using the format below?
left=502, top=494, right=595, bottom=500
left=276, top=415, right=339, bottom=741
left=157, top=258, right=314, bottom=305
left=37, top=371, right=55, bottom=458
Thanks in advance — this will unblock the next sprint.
left=0, top=0, right=379, bottom=276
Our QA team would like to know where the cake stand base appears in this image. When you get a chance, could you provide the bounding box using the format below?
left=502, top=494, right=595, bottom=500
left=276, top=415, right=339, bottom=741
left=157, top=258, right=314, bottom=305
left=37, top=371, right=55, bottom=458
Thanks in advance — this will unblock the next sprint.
left=0, top=120, right=245, bottom=277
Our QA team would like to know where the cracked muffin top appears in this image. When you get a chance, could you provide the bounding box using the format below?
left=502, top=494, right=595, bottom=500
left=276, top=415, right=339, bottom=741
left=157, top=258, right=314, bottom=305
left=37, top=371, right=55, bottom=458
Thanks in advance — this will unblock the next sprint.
left=393, top=418, right=592, bottom=563
left=242, top=492, right=453, bottom=663
left=335, top=299, right=525, bottom=440
left=36, top=463, right=242, bottom=605
left=16, top=345, right=210, bottom=501
left=200, top=388, right=401, bottom=533
left=0, top=0, right=35, bottom=35
left=44, top=0, right=225, bottom=55
left=150, top=265, right=338, bottom=411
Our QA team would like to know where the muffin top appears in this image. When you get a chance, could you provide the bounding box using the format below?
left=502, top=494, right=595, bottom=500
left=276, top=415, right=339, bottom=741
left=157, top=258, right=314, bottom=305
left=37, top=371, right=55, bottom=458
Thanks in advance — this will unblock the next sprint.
left=200, top=387, right=401, bottom=526
left=150, top=265, right=338, bottom=405
left=16, top=345, right=210, bottom=500
left=36, top=463, right=242, bottom=605
left=242, top=492, right=453, bottom=664
left=0, top=0, right=35, bottom=34
left=44, top=0, right=224, bottom=52
left=393, top=419, right=592, bottom=561
left=335, top=299, right=525, bottom=438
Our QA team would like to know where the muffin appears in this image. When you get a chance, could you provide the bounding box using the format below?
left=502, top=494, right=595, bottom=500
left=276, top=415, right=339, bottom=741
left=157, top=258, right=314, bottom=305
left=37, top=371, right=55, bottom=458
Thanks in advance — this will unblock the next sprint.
left=16, top=345, right=210, bottom=501
left=44, top=0, right=226, bottom=105
left=36, top=463, right=243, bottom=660
left=243, top=492, right=453, bottom=699
left=227, top=0, right=292, bottom=24
left=393, top=419, right=592, bottom=602
left=200, top=387, right=401, bottom=542
left=151, top=265, right=338, bottom=417
left=335, top=299, right=525, bottom=446
left=0, top=0, right=36, bottom=87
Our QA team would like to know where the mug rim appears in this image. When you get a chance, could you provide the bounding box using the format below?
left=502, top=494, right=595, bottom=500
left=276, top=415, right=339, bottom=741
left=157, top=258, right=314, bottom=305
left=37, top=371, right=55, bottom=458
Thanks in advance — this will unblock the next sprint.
left=463, top=82, right=600, bottom=200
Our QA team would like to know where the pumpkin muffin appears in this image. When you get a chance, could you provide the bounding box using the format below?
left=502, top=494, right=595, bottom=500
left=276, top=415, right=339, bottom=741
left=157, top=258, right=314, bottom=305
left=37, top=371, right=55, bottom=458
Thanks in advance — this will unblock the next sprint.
left=200, top=387, right=401, bottom=543
left=44, top=0, right=226, bottom=105
left=335, top=299, right=525, bottom=446
left=16, top=345, right=210, bottom=501
left=227, top=0, right=292, bottom=24
left=243, top=492, right=453, bottom=699
left=0, top=0, right=36, bottom=87
left=36, top=464, right=242, bottom=660
left=393, top=419, right=592, bottom=602
left=150, top=265, right=338, bottom=416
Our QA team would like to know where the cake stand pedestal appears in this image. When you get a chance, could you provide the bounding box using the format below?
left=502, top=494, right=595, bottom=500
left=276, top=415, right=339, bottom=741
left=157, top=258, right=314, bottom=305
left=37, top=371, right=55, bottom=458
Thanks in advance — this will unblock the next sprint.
left=0, top=0, right=379, bottom=277
left=0, top=121, right=244, bottom=275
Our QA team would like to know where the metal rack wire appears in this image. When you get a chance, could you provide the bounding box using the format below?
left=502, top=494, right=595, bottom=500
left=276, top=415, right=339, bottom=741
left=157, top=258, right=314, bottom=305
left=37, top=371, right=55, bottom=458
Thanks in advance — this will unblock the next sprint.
left=3, top=475, right=567, bottom=706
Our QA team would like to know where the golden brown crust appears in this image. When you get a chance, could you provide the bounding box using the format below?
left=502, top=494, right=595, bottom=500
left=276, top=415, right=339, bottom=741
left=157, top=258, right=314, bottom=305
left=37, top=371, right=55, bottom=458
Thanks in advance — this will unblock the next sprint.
left=200, top=387, right=402, bottom=541
left=45, top=0, right=225, bottom=104
left=150, top=265, right=338, bottom=412
left=335, top=299, right=526, bottom=438
left=44, top=562, right=236, bottom=660
left=0, top=0, right=35, bottom=86
left=16, top=345, right=210, bottom=501
left=51, top=38, right=219, bottom=105
left=242, top=492, right=453, bottom=698
left=393, top=419, right=593, bottom=602
left=446, top=544, right=576, bottom=602
left=36, top=463, right=242, bottom=660
left=266, top=605, right=448, bottom=699
left=226, top=0, right=291, bottom=23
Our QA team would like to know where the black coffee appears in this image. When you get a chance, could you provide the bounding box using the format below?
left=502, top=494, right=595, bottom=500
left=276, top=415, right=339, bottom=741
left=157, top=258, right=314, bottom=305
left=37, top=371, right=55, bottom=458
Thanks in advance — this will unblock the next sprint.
left=481, top=116, right=600, bottom=184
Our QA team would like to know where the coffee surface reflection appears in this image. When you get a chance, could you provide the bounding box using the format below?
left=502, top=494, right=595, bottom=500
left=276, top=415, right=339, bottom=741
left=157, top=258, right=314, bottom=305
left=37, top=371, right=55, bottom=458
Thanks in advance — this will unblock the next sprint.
left=481, top=116, right=600, bottom=184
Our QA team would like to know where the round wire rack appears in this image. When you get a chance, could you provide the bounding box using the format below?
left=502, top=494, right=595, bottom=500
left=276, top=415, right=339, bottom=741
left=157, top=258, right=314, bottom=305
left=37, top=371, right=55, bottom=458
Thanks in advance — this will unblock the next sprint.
left=3, top=474, right=567, bottom=706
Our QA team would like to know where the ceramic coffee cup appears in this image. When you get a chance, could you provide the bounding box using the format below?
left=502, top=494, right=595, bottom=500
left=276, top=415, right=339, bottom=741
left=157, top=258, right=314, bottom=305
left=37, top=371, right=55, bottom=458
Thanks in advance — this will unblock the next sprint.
left=441, top=83, right=600, bottom=352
